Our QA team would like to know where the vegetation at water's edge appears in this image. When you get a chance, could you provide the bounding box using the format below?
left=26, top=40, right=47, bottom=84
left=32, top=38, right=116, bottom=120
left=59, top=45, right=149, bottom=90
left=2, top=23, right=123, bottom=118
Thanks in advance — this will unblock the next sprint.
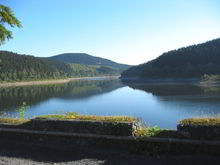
left=0, top=118, right=29, bottom=125
left=179, top=117, right=220, bottom=126
left=121, top=38, right=220, bottom=79
left=2, top=115, right=220, bottom=138
left=178, top=117, right=220, bottom=140
left=16, top=102, right=29, bottom=119
left=134, top=126, right=164, bottom=137
left=0, top=115, right=174, bottom=138
left=0, top=114, right=165, bottom=137
left=0, top=113, right=137, bottom=125
left=36, top=112, right=137, bottom=122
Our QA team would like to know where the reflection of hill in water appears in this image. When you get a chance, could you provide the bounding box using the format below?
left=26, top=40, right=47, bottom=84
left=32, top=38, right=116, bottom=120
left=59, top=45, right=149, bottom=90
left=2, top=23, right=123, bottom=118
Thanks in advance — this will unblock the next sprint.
left=59, top=80, right=124, bottom=99
left=126, top=84, right=202, bottom=96
left=0, top=80, right=124, bottom=111
left=125, top=83, right=220, bottom=102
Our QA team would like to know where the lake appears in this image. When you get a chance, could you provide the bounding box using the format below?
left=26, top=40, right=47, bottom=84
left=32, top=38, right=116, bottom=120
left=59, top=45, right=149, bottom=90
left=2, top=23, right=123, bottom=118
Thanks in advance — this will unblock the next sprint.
left=1, top=78, right=220, bottom=129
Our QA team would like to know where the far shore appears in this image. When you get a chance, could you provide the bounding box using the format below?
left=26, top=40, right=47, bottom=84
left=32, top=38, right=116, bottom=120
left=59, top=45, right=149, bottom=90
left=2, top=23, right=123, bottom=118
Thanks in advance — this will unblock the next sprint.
left=120, top=77, right=220, bottom=87
left=120, top=77, right=200, bottom=84
left=0, top=76, right=119, bottom=88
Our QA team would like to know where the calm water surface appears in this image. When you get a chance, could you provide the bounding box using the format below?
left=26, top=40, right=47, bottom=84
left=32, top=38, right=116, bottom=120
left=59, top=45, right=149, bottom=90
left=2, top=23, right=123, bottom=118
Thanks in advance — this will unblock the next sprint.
left=1, top=78, right=220, bottom=129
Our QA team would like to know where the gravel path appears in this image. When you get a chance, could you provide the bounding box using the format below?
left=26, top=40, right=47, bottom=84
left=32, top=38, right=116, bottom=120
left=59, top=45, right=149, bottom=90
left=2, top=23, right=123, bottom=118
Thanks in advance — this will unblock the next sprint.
left=0, top=139, right=220, bottom=165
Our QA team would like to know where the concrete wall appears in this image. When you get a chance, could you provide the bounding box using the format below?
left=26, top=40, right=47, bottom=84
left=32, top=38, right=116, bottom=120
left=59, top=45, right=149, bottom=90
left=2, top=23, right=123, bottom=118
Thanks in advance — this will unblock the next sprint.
left=0, top=119, right=140, bottom=136
left=177, top=124, right=220, bottom=140
left=0, top=128, right=220, bottom=155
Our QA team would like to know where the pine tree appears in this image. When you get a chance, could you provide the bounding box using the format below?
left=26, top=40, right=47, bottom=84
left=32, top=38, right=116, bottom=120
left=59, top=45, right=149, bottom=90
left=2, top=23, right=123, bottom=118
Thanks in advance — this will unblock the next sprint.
left=0, top=5, right=22, bottom=45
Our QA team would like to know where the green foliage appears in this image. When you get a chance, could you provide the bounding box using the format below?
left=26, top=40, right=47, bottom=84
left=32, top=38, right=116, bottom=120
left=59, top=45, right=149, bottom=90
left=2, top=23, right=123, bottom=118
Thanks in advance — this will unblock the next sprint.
left=134, top=126, right=164, bottom=137
left=65, top=112, right=79, bottom=116
left=36, top=113, right=137, bottom=122
left=122, top=38, right=220, bottom=79
left=0, top=118, right=29, bottom=125
left=180, top=117, right=220, bottom=126
left=49, top=53, right=131, bottom=71
left=97, top=66, right=118, bottom=74
left=0, top=5, right=22, bottom=45
left=0, top=51, right=119, bottom=82
left=16, top=102, right=29, bottom=119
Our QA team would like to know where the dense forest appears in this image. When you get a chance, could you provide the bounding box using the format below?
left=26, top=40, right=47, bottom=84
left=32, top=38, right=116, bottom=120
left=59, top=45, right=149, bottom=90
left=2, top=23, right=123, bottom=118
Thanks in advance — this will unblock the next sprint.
left=48, top=53, right=131, bottom=71
left=121, top=38, right=220, bottom=79
left=0, top=51, right=121, bottom=81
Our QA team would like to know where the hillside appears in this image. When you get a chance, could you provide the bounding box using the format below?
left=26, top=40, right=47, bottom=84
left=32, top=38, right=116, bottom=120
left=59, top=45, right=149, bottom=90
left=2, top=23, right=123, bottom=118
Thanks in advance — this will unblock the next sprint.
left=121, top=38, right=220, bottom=79
left=0, top=51, right=120, bottom=82
left=48, top=53, right=131, bottom=71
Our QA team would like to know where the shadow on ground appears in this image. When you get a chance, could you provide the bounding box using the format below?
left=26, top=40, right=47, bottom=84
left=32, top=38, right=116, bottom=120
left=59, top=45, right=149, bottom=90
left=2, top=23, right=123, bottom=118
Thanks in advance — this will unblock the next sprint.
left=0, top=139, right=220, bottom=165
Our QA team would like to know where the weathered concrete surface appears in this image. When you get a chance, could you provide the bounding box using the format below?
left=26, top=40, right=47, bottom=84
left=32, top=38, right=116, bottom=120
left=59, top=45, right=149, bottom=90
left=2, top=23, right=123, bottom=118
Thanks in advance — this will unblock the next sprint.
left=0, top=127, right=220, bottom=156
left=0, top=119, right=139, bottom=136
left=0, top=135, right=220, bottom=165
left=177, top=124, right=220, bottom=140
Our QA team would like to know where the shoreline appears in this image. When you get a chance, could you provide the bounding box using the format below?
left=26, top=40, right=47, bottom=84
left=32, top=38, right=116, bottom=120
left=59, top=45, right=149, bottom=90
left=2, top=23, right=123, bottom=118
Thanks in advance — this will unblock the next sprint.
left=121, top=77, right=220, bottom=87
left=120, top=77, right=200, bottom=85
left=0, top=76, right=119, bottom=88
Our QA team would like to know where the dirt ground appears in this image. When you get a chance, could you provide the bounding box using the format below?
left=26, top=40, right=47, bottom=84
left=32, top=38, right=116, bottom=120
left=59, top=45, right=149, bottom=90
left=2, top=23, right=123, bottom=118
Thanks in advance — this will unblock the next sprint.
left=0, top=76, right=118, bottom=87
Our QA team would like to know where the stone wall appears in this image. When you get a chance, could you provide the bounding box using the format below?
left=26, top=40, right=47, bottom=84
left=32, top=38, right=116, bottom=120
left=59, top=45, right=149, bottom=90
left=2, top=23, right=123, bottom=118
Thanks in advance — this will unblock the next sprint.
left=0, top=119, right=140, bottom=136
left=177, top=124, right=220, bottom=140
left=0, top=127, right=220, bottom=155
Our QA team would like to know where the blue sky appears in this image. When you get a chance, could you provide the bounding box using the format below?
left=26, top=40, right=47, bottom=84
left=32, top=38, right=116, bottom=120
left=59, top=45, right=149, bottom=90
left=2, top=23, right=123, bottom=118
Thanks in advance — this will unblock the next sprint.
left=1, top=0, right=220, bottom=65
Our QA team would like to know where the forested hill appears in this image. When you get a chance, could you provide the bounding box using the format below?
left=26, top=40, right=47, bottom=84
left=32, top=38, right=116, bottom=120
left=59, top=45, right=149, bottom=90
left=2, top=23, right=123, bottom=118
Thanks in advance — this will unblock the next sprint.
left=0, top=51, right=120, bottom=81
left=121, top=38, right=220, bottom=79
left=48, top=53, right=131, bottom=71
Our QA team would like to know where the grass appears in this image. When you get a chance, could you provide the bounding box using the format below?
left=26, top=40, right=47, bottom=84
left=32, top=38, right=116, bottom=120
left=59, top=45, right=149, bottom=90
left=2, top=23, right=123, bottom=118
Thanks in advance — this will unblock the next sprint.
left=16, top=102, right=29, bottom=119
left=0, top=118, right=29, bottom=125
left=1, top=114, right=220, bottom=139
left=179, top=117, right=220, bottom=126
left=0, top=112, right=136, bottom=125
left=0, top=115, right=166, bottom=138
left=0, top=113, right=178, bottom=139
left=134, top=126, right=164, bottom=137
left=35, top=112, right=137, bottom=123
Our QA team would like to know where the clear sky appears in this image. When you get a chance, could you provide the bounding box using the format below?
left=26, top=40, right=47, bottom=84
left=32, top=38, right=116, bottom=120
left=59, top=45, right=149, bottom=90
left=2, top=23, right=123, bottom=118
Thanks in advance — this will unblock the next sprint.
left=1, top=0, right=220, bottom=65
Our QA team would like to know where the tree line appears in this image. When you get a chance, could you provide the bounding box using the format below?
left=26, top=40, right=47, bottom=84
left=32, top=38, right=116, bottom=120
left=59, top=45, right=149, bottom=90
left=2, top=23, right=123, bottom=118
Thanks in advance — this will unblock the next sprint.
left=121, top=38, right=220, bottom=79
left=0, top=51, right=119, bottom=81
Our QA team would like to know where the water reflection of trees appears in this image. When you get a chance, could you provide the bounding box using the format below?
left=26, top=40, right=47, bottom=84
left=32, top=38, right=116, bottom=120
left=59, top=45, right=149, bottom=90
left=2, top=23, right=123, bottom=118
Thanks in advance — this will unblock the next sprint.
left=125, top=83, right=220, bottom=97
left=0, top=80, right=123, bottom=111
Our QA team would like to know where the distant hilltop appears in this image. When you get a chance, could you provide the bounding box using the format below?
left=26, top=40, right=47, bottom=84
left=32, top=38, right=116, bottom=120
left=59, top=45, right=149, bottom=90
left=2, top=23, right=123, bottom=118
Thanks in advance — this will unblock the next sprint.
left=0, top=51, right=131, bottom=82
left=48, top=53, right=131, bottom=71
left=121, top=38, right=220, bottom=80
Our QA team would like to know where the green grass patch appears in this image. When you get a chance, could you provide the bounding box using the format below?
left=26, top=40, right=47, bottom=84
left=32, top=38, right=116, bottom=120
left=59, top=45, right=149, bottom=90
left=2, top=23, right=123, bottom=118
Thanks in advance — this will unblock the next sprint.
left=0, top=118, right=29, bottom=125
left=134, top=126, right=164, bottom=137
left=36, top=112, right=137, bottom=123
left=180, top=117, right=220, bottom=126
